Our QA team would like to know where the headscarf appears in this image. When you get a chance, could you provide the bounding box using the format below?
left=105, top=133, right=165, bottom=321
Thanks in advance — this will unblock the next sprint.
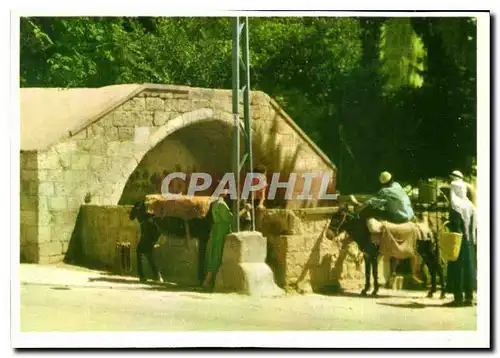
left=450, top=179, right=476, bottom=243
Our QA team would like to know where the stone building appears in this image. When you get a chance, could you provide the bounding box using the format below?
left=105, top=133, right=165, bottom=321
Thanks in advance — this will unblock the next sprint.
left=20, top=84, right=338, bottom=268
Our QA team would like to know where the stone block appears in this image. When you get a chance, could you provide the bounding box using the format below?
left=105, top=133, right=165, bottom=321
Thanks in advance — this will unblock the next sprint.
left=49, top=210, right=76, bottom=227
left=20, top=170, right=37, bottom=181
left=267, top=235, right=289, bottom=264
left=159, top=92, right=174, bottom=99
left=39, top=254, right=65, bottom=264
left=48, top=197, right=67, bottom=210
left=113, top=111, right=130, bottom=126
left=212, top=100, right=232, bottom=114
left=38, top=153, right=61, bottom=170
left=146, top=97, right=164, bottom=111
left=123, top=97, right=146, bottom=111
left=97, top=112, right=115, bottom=127
left=39, top=169, right=65, bottom=182
left=215, top=262, right=284, bottom=297
left=192, top=99, right=211, bottom=110
left=20, top=180, right=38, bottom=196
left=213, top=231, right=284, bottom=296
left=199, top=89, right=215, bottom=100
left=63, top=171, right=88, bottom=190
left=176, top=99, right=193, bottom=113
left=21, top=224, right=38, bottom=245
left=20, top=210, right=37, bottom=226
left=39, top=241, right=64, bottom=257
left=260, top=210, right=302, bottom=235
left=51, top=226, right=72, bottom=243
left=38, top=225, right=53, bottom=243
left=67, top=196, right=83, bottom=209
left=172, top=92, right=189, bottom=99
left=89, top=123, right=106, bottom=137
left=38, top=207, right=54, bottom=225
left=168, top=111, right=183, bottom=122
left=108, top=210, right=120, bottom=228
left=22, top=153, right=38, bottom=170
left=89, top=155, right=106, bottom=171
left=221, top=231, right=267, bottom=264
left=164, top=99, right=176, bottom=112
left=250, top=92, right=268, bottom=105
left=136, top=111, right=154, bottom=126
left=39, top=181, right=55, bottom=196
left=71, top=153, right=91, bottom=170
left=20, top=194, right=38, bottom=211
left=153, top=111, right=169, bottom=126
left=118, top=127, right=135, bottom=141
left=20, top=244, right=39, bottom=263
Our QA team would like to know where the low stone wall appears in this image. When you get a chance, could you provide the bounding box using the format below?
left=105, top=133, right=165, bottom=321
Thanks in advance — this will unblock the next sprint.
left=259, top=207, right=365, bottom=293
left=76, top=205, right=200, bottom=286
left=20, top=151, right=40, bottom=263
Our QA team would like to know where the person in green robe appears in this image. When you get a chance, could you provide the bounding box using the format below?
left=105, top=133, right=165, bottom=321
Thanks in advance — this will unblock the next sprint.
left=202, top=190, right=251, bottom=290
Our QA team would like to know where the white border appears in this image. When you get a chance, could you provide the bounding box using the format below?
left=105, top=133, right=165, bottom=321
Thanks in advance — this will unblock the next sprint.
left=9, top=8, right=491, bottom=349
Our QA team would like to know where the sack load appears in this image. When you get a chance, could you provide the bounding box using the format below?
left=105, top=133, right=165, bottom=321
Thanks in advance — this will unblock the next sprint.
left=145, top=194, right=213, bottom=220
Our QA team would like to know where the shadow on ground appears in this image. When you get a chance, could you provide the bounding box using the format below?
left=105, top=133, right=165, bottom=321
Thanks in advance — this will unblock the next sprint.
left=376, top=301, right=445, bottom=309
left=87, top=276, right=205, bottom=293
left=318, top=285, right=424, bottom=300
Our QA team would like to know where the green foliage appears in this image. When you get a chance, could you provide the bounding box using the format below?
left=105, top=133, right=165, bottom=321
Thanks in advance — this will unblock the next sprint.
left=20, top=16, right=477, bottom=193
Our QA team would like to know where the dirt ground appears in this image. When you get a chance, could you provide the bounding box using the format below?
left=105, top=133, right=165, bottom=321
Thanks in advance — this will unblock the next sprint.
left=19, top=264, right=476, bottom=332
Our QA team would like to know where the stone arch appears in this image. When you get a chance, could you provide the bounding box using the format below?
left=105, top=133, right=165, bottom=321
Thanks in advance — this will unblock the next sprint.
left=110, top=108, right=241, bottom=204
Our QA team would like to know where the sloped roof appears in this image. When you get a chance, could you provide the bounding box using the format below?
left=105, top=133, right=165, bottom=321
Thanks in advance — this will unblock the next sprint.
left=20, top=84, right=336, bottom=172
left=21, top=84, right=144, bottom=150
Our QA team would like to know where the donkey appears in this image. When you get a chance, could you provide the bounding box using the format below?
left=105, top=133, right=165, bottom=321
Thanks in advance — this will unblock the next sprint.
left=130, top=200, right=213, bottom=285
left=329, top=207, right=445, bottom=298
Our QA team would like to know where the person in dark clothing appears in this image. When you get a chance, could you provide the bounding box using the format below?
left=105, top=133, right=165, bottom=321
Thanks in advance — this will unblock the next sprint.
left=443, top=172, right=477, bottom=307
left=129, top=201, right=163, bottom=283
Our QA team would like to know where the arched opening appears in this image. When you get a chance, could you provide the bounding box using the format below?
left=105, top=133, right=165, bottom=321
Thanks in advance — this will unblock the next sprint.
left=115, top=117, right=243, bottom=285
left=118, top=119, right=238, bottom=205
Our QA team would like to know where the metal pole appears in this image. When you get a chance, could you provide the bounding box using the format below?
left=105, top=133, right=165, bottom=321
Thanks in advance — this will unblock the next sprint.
left=232, top=17, right=241, bottom=232
left=242, top=17, right=256, bottom=231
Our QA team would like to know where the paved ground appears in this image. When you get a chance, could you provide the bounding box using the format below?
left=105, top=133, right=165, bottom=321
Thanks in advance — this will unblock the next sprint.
left=19, top=264, right=476, bottom=332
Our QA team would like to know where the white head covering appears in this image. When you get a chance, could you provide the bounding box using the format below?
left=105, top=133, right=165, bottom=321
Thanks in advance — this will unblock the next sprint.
left=450, top=178, right=476, bottom=243
left=450, top=170, right=464, bottom=180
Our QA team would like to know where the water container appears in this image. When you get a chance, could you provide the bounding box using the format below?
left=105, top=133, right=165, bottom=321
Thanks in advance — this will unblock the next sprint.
left=419, top=182, right=437, bottom=203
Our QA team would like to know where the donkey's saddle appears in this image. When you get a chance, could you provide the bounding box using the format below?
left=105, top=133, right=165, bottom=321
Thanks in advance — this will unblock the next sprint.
left=366, top=219, right=425, bottom=260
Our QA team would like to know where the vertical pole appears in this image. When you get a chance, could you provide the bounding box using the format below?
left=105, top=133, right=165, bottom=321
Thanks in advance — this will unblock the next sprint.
left=242, top=17, right=256, bottom=231
left=232, top=17, right=241, bottom=232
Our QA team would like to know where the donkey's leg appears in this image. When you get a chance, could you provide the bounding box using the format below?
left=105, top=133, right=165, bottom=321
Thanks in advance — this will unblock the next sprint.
left=417, top=242, right=434, bottom=298
left=424, top=255, right=436, bottom=299
left=371, top=254, right=380, bottom=296
left=361, top=255, right=371, bottom=296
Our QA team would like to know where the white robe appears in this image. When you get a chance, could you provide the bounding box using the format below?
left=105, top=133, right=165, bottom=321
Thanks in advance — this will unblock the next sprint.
left=450, top=179, right=476, bottom=244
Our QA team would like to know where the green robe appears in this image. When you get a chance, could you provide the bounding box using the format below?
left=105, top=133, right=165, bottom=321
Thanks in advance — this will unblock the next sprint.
left=205, top=198, right=233, bottom=274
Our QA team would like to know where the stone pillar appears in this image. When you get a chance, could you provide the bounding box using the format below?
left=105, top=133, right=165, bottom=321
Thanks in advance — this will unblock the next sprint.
left=214, top=231, right=284, bottom=297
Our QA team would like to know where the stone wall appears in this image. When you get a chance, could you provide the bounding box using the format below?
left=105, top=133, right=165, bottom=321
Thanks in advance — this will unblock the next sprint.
left=20, top=151, right=39, bottom=263
left=21, top=85, right=337, bottom=263
left=76, top=205, right=200, bottom=285
left=119, top=137, right=200, bottom=205
left=259, top=207, right=364, bottom=293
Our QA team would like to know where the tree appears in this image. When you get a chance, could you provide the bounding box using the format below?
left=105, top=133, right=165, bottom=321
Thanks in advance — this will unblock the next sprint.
left=20, top=16, right=477, bottom=192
